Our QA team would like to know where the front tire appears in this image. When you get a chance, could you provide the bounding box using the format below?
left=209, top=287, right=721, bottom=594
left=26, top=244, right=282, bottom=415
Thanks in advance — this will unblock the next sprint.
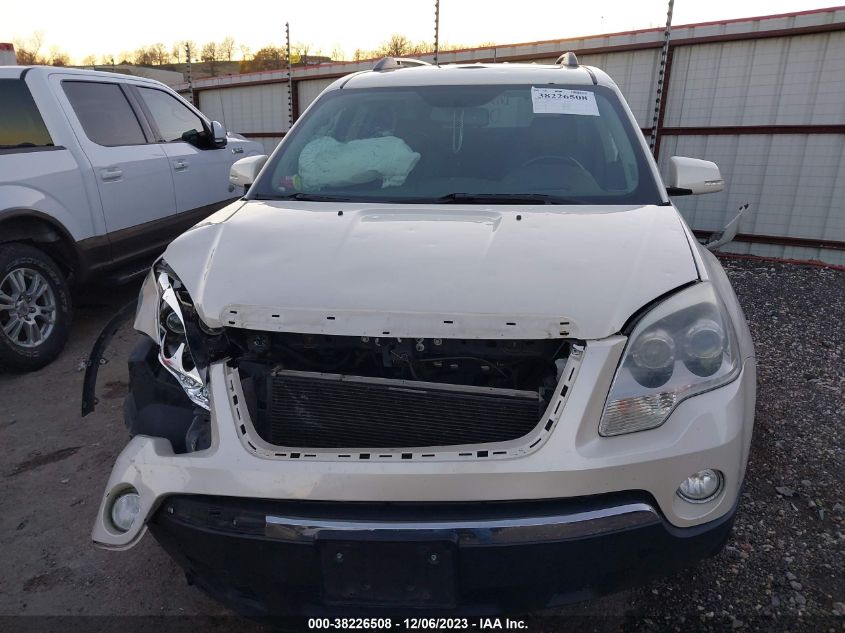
left=0, top=244, right=72, bottom=372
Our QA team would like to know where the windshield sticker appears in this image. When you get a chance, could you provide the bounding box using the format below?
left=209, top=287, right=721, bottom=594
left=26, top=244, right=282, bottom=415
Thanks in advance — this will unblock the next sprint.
left=531, top=87, right=600, bottom=116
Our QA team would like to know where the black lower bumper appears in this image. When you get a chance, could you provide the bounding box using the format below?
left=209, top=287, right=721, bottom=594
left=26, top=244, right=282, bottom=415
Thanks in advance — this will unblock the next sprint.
left=148, top=492, right=737, bottom=617
left=124, top=337, right=196, bottom=453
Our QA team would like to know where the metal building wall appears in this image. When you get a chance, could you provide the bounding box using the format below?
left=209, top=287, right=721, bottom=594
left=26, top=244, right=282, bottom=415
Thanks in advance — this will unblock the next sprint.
left=298, top=77, right=339, bottom=113
left=180, top=7, right=845, bottom=264
left=658, top=31, right=845, bottom=265
left=579, top=49, right=663, bottom=127
left=199, top=83, right=291, bottom=154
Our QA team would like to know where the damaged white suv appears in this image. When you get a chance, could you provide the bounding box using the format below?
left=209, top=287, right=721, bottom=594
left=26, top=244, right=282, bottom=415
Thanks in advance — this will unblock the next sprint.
left=92, top=56, right=756, bottom=616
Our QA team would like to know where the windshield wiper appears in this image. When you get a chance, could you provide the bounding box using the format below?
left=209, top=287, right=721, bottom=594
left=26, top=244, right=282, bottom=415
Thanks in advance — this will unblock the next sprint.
left=431, top=193, right=579, bottom=205
left=253, top=192, right=354, bottom=202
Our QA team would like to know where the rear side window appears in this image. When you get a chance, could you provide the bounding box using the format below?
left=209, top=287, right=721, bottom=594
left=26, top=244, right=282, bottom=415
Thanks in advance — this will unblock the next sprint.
left=62, top=81, right=146, bottom=146
left=136, top=87, right=206, bottom=143
left=0, top=79, right=53, bottom=149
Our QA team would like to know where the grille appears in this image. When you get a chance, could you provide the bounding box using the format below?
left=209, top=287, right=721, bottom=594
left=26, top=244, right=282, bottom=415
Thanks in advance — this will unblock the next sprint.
left=262, top=370, right=543, bottom=449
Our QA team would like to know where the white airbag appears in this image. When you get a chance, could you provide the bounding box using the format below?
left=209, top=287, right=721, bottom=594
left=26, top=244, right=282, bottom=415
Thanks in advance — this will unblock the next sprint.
left=298, top=136, right=420, bottom=189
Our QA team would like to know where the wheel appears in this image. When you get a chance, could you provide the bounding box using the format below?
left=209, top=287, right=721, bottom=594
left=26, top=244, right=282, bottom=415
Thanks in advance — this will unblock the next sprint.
left=0, top=243, right=72, bottom=372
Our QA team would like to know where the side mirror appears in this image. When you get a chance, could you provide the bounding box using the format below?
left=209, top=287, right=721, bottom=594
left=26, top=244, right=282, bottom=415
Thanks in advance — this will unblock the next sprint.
left=229, top=154, right=268, bottom=188
left=210, top=121, right=227, bottom=148
left=667, top=157, right=724, bottom=196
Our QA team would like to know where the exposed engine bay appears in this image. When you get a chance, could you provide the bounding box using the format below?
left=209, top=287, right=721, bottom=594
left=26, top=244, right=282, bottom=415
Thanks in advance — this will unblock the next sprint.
left=227, top=330, right=570, bottom=392
left=225, top=330, right=575, bottom=449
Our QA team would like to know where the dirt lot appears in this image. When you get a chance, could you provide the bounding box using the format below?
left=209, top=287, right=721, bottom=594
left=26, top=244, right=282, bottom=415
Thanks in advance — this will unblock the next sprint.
left=0, top=257, right=842, bottom=632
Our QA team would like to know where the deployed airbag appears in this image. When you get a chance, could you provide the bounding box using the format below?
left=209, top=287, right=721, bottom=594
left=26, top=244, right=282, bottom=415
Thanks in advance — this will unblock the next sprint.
left=298, top=136, right=420, bottom=189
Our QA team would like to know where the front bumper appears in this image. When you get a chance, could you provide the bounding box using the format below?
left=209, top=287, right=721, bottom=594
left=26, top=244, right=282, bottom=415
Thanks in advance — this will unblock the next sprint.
left=93, top=338, right=755, bottom=552
left=148, top=492, right=737, bottom=615
left=92, top=333, right=754, bottom=613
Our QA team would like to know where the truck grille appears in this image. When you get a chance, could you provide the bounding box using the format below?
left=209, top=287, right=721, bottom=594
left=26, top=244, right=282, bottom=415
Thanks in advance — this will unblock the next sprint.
left=262, top=370, right=543, bottom=449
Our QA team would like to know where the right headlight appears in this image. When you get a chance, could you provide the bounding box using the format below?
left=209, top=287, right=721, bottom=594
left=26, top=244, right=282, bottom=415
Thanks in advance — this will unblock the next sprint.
left=155, top=262, right=210, bottom=410
left=599, top=282, right=741, bottom=437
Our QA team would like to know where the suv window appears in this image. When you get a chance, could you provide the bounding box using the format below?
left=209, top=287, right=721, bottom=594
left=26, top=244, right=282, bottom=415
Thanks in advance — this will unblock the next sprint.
left=63, top=81, right=146, bottom=146
left=0, top=79, right=54, bottom=149
left=137, top=87, right=206, bottom=144
left=253, top=84, right=662, bottom=205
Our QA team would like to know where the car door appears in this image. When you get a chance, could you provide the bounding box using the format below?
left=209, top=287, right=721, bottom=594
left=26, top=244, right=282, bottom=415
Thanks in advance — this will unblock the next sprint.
left=132, top=85, right=240, bottom=220
left=56, top=78, right=177, bottom=265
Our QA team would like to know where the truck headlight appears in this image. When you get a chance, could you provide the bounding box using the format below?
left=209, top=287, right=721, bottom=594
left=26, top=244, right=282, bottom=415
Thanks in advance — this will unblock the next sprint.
left=599, top=283, right=740, bottom=436
left=155, top=262, right=209, bottom=409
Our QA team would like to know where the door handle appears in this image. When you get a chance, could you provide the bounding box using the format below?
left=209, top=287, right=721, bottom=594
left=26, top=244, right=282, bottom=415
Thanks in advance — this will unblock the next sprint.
left=100, top=167, right=123, bottom=181
left=172, top=159, right=188, bottom=171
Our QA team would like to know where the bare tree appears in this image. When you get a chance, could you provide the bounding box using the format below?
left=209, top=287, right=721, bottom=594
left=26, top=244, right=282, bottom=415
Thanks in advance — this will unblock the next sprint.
left=135, top=47, right=152, bottom=65
left=13, top=31, right=47, bottom=65
left=330, top=45, right=345, bottom=62
left=380, top=34, right=412, bottom=57
left=148, top=42, right=168, bottom=65
left=82, top=54, right=98, bottom=66
left=238, top=44, right=252, bottom=62
left=183, top=40, right=198, bottom=63
left=49, top=47, right=70, bottom=66
left=410, top=40, right=435, bottom=55
left=219, top=37, right=236, bottom=62
left=201, top=41, right=220, bottom=76
left=170, top=43, right=182, bottom=64
left=248, top=45, right=285, bottom=71
left=292, top=43, right=311, bottom=65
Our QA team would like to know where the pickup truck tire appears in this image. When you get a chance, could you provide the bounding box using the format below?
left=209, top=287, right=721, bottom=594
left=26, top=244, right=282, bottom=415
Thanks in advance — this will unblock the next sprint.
left=0, top=244, right=72, bottom=372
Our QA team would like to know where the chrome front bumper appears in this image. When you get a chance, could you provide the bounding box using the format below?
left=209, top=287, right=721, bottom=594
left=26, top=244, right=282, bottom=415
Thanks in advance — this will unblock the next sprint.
left=263, top=503, right=660, bottom=545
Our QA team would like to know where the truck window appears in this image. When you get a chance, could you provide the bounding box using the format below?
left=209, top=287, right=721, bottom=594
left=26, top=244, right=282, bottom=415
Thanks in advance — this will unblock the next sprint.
left=0, top=79, right=53, bottom=150
left=62, top=81, right=146, bottom=147
left=136, top=87, right=206, bottom=143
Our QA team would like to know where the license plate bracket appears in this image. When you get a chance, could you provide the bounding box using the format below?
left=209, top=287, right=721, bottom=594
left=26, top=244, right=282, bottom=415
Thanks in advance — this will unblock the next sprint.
left=319, top=538, right=457, bottom=607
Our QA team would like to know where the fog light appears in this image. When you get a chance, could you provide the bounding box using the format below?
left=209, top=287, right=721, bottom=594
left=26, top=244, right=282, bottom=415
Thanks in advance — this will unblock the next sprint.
left=677, top=469, right=723, bottom=503
left=110, top=490, right=141, bottom=532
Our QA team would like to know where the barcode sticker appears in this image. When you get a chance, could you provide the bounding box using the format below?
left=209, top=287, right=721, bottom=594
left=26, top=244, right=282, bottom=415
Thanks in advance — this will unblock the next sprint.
left=531, top=87, right=600, bottom=116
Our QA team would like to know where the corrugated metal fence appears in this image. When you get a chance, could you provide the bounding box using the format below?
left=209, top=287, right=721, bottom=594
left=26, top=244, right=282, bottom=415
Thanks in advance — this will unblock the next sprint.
left=179, top=6, right=845, bottom=265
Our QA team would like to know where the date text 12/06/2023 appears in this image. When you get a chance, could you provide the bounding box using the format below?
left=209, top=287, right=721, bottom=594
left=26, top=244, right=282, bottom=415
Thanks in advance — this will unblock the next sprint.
left=307, top=617, right=529, bottom=629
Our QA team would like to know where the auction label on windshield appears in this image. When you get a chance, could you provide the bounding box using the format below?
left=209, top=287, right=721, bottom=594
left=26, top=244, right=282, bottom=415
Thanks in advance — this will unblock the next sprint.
left=531, top=87, right=600, bottom=116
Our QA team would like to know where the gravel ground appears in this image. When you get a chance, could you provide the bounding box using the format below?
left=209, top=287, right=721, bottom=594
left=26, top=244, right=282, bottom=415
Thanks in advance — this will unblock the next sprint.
left=614, top=258, right=845, bottom=633
left=0, top=257, right=842, bottom=633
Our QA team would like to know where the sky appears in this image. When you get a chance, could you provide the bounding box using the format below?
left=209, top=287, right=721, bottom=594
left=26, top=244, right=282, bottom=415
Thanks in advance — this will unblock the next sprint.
left=0, top=0, right=835, bottom=64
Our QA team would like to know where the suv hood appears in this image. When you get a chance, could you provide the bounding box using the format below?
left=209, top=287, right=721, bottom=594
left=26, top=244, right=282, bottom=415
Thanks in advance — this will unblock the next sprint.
left=161, top=202, right=698, bottom=340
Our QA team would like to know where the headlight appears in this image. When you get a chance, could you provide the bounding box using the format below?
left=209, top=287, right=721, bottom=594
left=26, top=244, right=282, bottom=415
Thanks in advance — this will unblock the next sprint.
left=155, top=262, right=209, bottom=409
left=599, top=283, right=740, bottom=436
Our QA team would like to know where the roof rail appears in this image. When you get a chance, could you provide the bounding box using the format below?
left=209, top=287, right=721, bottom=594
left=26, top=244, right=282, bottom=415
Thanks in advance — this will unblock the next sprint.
left=372, top=57, right=431, bottom=71
left=555, top=52, right=579, bottom=68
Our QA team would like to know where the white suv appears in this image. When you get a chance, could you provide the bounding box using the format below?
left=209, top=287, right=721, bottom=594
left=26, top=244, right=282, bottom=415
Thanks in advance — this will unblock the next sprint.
left=0, top=66, right=262, bottom=370
left=93, top=56, right=756, bottom=616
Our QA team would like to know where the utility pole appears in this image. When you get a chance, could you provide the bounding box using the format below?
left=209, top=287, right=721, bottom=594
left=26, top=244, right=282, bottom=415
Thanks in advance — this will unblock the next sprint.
left=184, top=43, right=194, bottom=105
left=286, top=22, right=293, bottom=128
left=649, top=0, right=674, bottom=152
left=433, top=0, right=441, bottom=65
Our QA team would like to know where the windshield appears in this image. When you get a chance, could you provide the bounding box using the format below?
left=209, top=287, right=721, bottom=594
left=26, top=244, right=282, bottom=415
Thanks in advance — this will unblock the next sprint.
left=250, top=83, right=662, bottom=205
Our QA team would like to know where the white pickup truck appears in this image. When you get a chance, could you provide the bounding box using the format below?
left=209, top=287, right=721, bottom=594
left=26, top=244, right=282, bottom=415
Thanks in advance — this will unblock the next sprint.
left=0, top=66, right=262, bottom=371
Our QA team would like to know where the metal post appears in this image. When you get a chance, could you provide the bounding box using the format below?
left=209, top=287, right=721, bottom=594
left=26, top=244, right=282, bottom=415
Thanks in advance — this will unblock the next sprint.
left=649, top=0, right=674, bottom=152
left=433, top=0, right=440, bottom=65
left=286, top=22, right=293, bottom=129
left=184, top=43, right=194, bottom=105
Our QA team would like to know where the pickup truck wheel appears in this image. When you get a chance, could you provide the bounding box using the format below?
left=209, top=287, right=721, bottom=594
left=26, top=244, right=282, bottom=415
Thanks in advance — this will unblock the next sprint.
left=0, top=244, right=72, bottom=372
